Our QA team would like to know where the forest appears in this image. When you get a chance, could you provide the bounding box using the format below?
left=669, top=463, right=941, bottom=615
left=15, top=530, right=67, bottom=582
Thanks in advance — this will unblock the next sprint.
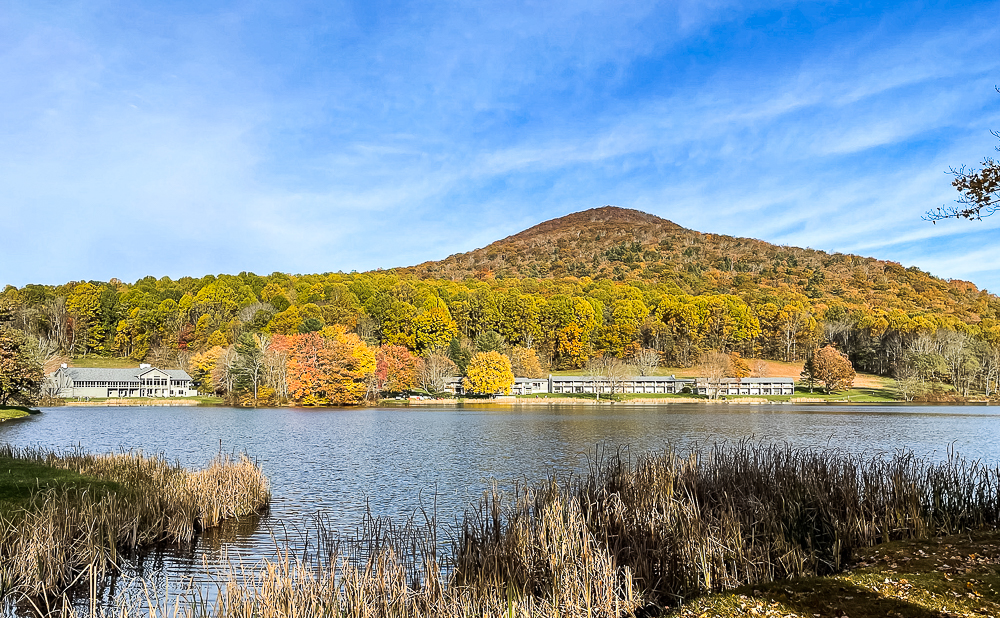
left=3, top=207, right=1000, bottom=405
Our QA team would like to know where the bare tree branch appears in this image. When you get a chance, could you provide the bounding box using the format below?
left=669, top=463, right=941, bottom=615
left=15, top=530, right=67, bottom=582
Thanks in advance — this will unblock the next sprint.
left=924, top=87, right=1000, bottom=223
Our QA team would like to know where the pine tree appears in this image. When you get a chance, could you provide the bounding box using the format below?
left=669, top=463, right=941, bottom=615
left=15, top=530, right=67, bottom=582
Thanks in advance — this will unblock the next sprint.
left=800, top=349, right=818, bottom=393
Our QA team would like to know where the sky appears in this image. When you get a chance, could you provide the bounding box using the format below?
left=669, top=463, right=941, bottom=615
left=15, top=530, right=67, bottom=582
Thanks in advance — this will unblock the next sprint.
left=2, top=0, right=999, bottom=292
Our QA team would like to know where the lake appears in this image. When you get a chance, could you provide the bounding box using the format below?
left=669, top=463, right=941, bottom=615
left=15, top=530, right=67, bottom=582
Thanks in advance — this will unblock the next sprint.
left=1, top=402, right=997, bottom=614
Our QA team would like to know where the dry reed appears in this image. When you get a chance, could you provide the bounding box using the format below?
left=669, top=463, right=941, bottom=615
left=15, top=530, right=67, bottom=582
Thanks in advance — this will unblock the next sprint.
left=454, top=442, right=1000, bottom=608
left=0, top=444, right=270, bottom=600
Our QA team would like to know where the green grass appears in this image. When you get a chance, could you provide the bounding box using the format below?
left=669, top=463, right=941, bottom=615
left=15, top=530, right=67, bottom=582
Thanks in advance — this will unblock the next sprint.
left=516, top=392, right=609, bottom=400
left=514, top=392, right=705, bottom=401
left=666, top=531, right=1000, bottom=617
left=65, top=356, right=143, bottom=369
left=0, top=406, right=37, bottom=421
left=0, top=455, right=121, bottom=517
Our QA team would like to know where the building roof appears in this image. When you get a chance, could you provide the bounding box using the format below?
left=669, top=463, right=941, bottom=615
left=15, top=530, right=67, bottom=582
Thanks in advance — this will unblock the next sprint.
left=696, top=377, right=795, bottom=384
left=550, top=374, right=690, bottom=382
left=56, top=367, right=192, bottom=382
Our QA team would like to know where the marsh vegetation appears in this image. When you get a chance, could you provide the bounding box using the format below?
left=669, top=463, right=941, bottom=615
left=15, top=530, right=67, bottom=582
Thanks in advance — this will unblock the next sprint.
left=0, top=445, right=270, bottom=600
left=14, top=441, right=997, bottom=618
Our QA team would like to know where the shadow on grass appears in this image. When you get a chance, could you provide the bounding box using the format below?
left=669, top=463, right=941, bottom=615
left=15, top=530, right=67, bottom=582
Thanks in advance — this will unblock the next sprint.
left=755, top=578, right=951, bottom=618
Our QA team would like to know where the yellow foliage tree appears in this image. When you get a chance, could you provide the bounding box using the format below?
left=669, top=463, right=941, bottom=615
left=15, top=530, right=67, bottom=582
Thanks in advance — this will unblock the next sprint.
left=267, top=306, right=303, bottom=335
left=463, top=351, right=515, bottom=395
left=189, top=345, right=226, bottom=394
left=509, top=346, right=545, bottom=378
left=414, top=302, right=458, bottom=353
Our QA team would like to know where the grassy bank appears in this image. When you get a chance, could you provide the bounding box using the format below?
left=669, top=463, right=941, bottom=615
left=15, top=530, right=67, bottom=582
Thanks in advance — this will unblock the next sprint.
left=0, top=453, right=121, bottom=516
left=0, top=445, right=270, bottom=599
left=0, top=406, right=37, bottom=421
left=668, top=531, right=1000, bottom=617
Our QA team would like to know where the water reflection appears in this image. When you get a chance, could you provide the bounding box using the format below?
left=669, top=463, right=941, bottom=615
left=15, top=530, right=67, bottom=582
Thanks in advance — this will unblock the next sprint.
left=1, top=403, right=997, bottom=616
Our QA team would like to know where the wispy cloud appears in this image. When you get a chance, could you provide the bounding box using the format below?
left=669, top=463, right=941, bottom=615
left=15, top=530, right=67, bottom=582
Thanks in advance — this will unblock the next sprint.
left=1, top=0, right=998, bottom=290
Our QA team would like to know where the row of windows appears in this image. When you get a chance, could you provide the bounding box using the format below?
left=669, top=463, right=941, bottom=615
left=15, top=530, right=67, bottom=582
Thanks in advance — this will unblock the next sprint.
left=73, top=380, right=189, bottom=388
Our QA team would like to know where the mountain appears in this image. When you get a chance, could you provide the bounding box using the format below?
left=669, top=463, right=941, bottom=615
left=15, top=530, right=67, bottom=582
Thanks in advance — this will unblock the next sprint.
left=401, top=206, right=993, bottom=321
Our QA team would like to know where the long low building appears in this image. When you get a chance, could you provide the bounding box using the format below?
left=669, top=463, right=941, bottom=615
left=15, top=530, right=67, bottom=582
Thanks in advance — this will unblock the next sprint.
left=549, top=375, right=693, bottom=395
left=693, top=377, right=795, bottom=396
left=446, top=375, right=695, bottom=396
left=50, top=364, right=196, bottom=399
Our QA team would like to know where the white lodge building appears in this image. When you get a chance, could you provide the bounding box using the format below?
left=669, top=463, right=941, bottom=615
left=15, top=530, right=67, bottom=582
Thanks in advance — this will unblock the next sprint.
left=51, top=364, right=196, bottom=399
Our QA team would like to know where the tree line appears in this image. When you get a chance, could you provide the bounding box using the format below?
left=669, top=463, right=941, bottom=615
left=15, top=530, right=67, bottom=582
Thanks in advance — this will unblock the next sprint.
left=3, top=267, right=1000, bottom=403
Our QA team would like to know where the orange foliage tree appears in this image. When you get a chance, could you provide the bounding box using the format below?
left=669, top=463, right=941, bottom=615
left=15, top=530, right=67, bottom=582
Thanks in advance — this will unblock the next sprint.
left=814, top=346, right=856, bottom=394
left=728, top=351, right=751, bottom=379
left=375, top=344, right=418, bottom=394
left=286, top=328, right=375, bottom=405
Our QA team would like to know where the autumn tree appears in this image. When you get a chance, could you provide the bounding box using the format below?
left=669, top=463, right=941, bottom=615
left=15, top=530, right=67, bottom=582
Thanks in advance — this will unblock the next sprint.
left=545, top=296, right=597, bottom=369
left=286, top=330, right=376, bottom=406
left=375, top=344, right=419, bottom=394
left=509, top=346, right=545, bottom=378
left=598, top=297, right=648, bottom=357
left=0, top=327, right=43, bottom=406
left=728, top=351, right=751, bottom=379
left=698, top=350, right=731, bottom=399
left=189, top=345, right=226, bottom=394
left=813, top=345, right=856, bottom=394
left=630, top=347, right=660, bottom=377
left=463, top=351, right=515, bottom=396
left=67, top=282, right=111, bottom=355
left=418, top=350, right=457, bottom=395
left=414, top=301, right=458, bottom=353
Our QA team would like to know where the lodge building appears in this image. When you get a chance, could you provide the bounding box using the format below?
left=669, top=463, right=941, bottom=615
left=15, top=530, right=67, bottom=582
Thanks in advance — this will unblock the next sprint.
left=50, top=364, right=196, bottom=399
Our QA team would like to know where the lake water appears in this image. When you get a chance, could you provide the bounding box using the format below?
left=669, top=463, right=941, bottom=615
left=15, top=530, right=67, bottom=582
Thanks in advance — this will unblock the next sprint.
left=1, top=402, right=998, bottom=613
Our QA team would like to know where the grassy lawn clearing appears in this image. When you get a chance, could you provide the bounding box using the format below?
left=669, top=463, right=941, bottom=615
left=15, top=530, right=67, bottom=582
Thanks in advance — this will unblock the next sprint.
left=0, top=454, right=121, bottom=517
left=0, top=406, right=36, bottom=421
left=667, top=531, right=1000, bottom=618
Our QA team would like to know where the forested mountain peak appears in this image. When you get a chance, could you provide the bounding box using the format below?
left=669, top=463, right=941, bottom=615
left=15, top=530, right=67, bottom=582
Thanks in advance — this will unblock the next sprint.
left=401, top=207, right=990, bottom=325
left=502, top=206, right=682, bottom=243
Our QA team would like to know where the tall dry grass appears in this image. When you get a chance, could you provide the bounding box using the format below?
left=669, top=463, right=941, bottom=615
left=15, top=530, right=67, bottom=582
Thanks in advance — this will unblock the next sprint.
left=0, top=445, right=270, bottom=599
left=454, top=442, right=1000, bottom=607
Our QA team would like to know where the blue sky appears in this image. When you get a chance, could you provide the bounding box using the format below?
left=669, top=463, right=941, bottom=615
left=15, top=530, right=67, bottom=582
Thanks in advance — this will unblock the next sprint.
left=2, top=0, right=999, bottom=292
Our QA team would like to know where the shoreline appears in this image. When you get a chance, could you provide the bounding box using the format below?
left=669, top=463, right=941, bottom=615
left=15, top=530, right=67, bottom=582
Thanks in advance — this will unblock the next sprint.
left=36, top=397, right=995, bottom=410
left=64, top=399, right=200, bottom=407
